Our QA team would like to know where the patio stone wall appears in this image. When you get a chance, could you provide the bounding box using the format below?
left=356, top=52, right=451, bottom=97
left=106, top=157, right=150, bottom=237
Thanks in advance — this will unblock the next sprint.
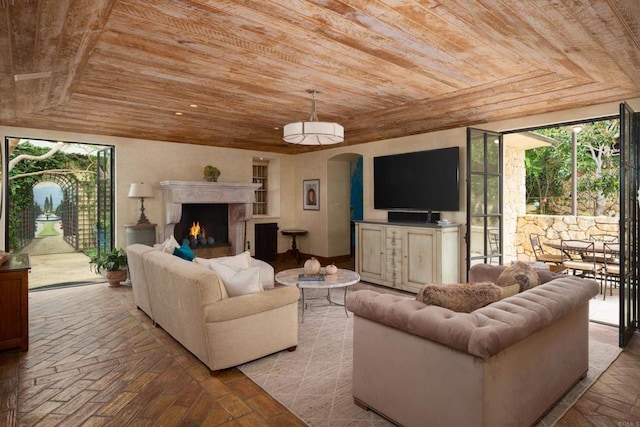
left=504, top=146, right=526, bottom=259
left=515, top=214, right=619, bottom=261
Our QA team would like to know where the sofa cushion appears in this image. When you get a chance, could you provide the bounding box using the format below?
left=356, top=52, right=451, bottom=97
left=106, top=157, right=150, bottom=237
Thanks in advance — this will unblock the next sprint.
left=195, top=252, right=275, bottom=290
left=415, top=282, right=502, bottom=313
left=209, top=262, right=263, bottom=297
left=495, top=261, right=540, bottom=291
left=209, top=251, right=252, bottom=270
left=193, top=252, right=252, bottom=270
left=500, top=284, right=521, bottom=299
left=173, top=242, right=196, bottom=261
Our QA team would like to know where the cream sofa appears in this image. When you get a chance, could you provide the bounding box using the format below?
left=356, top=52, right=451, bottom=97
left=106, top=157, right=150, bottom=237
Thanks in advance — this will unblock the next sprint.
left=126, top=244, right=300, bottom=374
left=345, top=264, right=599, bottom=427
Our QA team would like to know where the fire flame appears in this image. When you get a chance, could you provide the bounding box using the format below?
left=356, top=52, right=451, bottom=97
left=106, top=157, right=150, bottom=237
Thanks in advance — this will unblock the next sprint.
left=189, top=222, right=205, bottom=238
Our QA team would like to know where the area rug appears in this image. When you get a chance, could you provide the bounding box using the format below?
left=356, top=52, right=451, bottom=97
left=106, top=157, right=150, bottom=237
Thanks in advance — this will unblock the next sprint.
left=239, top=284, right=623, bottom=426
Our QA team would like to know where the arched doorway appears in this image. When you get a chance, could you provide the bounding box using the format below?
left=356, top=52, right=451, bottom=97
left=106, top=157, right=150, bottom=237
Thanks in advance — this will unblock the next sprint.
left=33, top=180, right=64, bottom=249
left=327, top=153, right=363, bottom=259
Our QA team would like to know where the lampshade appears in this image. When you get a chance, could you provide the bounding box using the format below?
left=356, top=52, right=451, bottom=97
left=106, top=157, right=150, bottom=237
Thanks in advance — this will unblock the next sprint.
left=128, top=183, right=154, bottom=199
left=283, top=90, right=344, bottom=145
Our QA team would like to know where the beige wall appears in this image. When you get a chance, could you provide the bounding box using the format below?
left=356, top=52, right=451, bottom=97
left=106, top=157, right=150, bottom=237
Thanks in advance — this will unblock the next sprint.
left=0, top=126, right=296, bottom=254
left=2, top=97, right=639, bottom=269
left=327, top=158, right=352, bottom=257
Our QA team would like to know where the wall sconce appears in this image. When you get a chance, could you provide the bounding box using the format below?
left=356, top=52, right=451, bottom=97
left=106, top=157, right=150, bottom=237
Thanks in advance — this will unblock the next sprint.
left=128, top=182, right=154, bottom=225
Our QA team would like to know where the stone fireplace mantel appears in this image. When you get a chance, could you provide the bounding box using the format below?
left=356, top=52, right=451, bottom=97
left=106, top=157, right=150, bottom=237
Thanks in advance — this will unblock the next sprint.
left=159, top=181, right=261, bottom=255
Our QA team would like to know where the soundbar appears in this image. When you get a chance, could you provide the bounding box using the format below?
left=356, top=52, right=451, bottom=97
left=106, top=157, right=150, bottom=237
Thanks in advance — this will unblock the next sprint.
left=388, top=211, right=440, bottom=224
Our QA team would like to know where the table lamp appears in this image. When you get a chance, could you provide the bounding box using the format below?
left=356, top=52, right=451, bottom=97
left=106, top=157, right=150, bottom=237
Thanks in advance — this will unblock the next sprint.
left=128, top=182, right=154, bottom=225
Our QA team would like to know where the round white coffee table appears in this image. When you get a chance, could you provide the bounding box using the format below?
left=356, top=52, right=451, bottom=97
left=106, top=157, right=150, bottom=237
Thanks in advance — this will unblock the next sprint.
left=275, top=267, right=360, bottom=322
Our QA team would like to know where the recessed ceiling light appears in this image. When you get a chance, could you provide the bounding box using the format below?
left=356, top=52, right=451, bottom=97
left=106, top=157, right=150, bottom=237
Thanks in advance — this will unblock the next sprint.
left=14, top=71, right=52, bottom=81
left=189, top=104, right=198, bottom=108
left=175, top=112, right=183, bottom=116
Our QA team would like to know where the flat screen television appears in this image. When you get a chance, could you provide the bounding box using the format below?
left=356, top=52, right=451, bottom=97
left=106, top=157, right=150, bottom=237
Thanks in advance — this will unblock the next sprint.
left=373, top=147, right=460, bottom=212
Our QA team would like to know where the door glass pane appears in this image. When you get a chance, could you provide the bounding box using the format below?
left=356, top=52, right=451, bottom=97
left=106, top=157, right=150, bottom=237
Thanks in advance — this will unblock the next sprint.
left=468, top=216, right=486, bottom=261
left=487, top=176, right=500, bottom=215
left=488, top=216, right=501, bottom=264
left=487, top=137, right=500, bottom=175
left=470, top=135, right=486, bottom=173
left=470, top=175, right=485, bottom=216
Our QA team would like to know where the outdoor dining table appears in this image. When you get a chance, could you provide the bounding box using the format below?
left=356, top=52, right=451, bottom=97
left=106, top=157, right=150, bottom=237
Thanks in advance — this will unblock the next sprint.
left=545, top=240, right=619, bottom=256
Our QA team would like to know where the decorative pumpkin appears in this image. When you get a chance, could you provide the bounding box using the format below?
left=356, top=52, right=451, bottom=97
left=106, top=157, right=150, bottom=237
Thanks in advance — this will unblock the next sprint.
left=325, top=264, right=338, bottom=275
left=304, top=257, right=321, bottom=274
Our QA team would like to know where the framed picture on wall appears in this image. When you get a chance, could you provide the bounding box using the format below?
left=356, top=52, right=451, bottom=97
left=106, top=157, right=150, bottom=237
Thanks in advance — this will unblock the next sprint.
left=303, top=179, right=320, bottom=210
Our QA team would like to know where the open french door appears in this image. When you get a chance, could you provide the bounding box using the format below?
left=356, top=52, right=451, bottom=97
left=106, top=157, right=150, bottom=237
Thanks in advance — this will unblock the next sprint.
left=466, top=128, right=504, bottom=278
left=96, top=147, right=114, bottom=257
left=619, top=103, right=639, bottom=347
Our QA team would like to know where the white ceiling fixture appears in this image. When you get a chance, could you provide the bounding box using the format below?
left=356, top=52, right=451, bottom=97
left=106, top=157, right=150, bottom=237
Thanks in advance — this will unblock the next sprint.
left=283, top=89, right=344, bottom=145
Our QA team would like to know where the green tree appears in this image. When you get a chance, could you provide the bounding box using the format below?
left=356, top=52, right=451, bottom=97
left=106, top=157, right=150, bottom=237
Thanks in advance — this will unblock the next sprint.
left=575, top=121, right=620, bottom=215
left=526, top=119, right=619, bottom=216
left=525, top=132, right=569, bottom=214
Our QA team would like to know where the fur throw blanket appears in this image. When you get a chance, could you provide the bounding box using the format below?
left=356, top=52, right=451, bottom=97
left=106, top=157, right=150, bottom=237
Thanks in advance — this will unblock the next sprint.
left=416, top=282, right=502, bottom=313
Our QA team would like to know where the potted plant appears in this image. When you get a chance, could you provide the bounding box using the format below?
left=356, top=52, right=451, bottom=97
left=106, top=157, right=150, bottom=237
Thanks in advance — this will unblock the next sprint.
left=89, top=247, right=128, bottom=287
left=203, top=165, right=221, bottom=182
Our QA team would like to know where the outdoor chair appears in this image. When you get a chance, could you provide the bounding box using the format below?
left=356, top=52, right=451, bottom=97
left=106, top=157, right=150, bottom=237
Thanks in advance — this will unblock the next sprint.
left=560, top=239, right=604, bottom=283
left=589, top=233, right=619, bottom=243
left=584, top=234, right=620, bottom=264
left=529, top=233, right=566, bottom=265
left=602, top=241, right=620, bottom=300
left=488, top=228, right=501, bottom=264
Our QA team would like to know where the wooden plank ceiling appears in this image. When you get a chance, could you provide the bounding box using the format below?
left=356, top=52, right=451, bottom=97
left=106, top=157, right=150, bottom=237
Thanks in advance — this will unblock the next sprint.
left=1, top=0, right=639, bottom=154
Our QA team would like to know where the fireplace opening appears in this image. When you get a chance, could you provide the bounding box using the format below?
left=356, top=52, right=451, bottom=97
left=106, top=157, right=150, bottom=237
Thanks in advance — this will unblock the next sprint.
left=173, top=203, right=230, bottom=249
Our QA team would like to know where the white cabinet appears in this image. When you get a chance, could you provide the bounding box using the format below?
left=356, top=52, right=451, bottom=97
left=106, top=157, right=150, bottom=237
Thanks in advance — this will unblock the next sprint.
left=385, top=226, right=403, bottom=287
left=356, top=221, right=460, bottom=293
left=356, top=223, right=385, bottom=283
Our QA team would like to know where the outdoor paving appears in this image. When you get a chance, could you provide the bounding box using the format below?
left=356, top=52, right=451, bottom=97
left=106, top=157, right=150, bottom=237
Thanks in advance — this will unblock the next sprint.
left=26, top=252, right=104, bottom=289
left=590, top=286, right=619, bottom=325
left=17, top=223, right=105, bottom=289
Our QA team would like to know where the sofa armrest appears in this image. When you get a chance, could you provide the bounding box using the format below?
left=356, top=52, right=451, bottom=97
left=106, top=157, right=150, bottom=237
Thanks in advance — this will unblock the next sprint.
left=204, top=286, right=299, bottom=322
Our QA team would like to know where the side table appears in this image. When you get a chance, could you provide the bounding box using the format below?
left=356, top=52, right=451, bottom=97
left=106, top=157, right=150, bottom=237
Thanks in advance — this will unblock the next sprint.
left=0, top=254, right=31, bottom=351
left=281, top=229, right=307, bottom=264
left=125, top=223, right=157, bottom=246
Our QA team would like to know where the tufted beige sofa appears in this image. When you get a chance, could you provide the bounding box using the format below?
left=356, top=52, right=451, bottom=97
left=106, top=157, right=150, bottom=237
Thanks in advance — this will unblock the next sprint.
left=346, top=264, right=599, bottom=427
left=126, top=244, right=300, bottom=374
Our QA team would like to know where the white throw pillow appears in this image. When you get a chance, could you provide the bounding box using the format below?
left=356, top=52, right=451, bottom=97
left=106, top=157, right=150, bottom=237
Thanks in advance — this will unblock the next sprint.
left=158, top=235, right=180, bottom=254
left=209, top=262, right=263, bottom=297
left=208, top=251, right=252, bottom=270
